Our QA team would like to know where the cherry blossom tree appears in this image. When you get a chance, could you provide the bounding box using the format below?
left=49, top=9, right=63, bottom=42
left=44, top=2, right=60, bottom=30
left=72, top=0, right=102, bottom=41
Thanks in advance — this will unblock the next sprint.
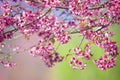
left=0, top=0, right=120, bottom=71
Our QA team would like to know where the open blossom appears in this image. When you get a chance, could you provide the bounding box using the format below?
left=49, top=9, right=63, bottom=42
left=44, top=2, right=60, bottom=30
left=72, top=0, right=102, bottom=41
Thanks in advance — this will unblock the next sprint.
left=69, top=0, right=101, bottom=16
left=0, top=60, right=16, bottom=68
left=105, top=0, right=120, bottom=17
left=1, top=2, right=12, bottom=16
left=94, top=54, right=116, bottom=71
left=103, top=41, right=118, bottom=57
left=53, top=26, right=71, bottom=44
left=73, top=44, right=93, bottom=60
left=69, top=56, right=86, bottom=70
left=43, top=0, right=62, bottom=8
left=29, top=42, right=53, bottom=57
left=43, top=52, right=64, bottom=67
left=0, top=43, right=5, bottom=52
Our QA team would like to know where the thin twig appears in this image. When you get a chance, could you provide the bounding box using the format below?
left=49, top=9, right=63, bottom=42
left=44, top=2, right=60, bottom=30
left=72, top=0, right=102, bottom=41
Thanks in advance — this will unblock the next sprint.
left=55, top=6, right=69, bottom=9
left=55, top=42, right=61, bottom=51
left=89, top=4, right=105, bottom=10
left=78, top=35, right=85, bottom=47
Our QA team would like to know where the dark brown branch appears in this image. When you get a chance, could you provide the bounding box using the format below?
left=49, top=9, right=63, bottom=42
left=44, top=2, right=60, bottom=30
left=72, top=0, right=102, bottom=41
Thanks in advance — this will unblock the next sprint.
left=68, top=31, right=80, bottom=34
left=55, top=6, right=69, bottom=9
left=89, top=4, right=105, bottom=10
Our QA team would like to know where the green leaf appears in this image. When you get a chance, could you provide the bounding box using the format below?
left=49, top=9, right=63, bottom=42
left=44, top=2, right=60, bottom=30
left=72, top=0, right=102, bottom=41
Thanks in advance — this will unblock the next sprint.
left=51, top=38, right=55, bottom=44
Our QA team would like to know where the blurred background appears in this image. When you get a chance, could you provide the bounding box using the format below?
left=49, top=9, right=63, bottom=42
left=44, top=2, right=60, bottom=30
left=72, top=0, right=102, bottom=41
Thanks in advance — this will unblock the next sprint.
left=0, top=24, right=119, bottom=80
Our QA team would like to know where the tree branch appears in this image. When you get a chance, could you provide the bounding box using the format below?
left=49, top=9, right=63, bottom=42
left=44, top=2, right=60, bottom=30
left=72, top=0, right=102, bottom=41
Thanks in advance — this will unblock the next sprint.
left=4, top=8, right=51, bottom=34
left=89, top=4, right=105, bottom=10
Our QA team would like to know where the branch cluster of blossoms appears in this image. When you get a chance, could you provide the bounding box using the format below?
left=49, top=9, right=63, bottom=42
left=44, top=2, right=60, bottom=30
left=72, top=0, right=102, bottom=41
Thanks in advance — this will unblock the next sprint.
left=94, top=54, right=116, bottom=71
left=69, top=44, right=93, bottom=69
left=0, top=0, right=119, bottom=71
left=29, top=42, right=63, bottom=67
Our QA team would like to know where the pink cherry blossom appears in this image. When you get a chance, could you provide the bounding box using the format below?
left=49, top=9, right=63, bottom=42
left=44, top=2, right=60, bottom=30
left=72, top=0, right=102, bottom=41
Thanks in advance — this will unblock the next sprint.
left=0, top=0, right=119, bottom=71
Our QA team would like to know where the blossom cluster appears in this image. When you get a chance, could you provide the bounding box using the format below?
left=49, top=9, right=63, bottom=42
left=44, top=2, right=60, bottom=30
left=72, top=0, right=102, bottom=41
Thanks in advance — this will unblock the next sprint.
left=69, top=56, right=86, bottom=70
left=94, top=54, right=116, bottom=71
left=80, top=30, right=118, bottom=70
left=73, top=44, right=93, bottom=60
left=0, top=60, right=16, bottom=68
left=69, top=43, right=93, bottom=70
left=29, top=42, right=63, bottom=67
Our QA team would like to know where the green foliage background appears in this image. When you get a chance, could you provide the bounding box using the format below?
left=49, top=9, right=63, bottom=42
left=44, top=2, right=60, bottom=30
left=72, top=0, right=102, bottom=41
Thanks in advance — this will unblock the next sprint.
left=52, top=24, right=120, bottom=80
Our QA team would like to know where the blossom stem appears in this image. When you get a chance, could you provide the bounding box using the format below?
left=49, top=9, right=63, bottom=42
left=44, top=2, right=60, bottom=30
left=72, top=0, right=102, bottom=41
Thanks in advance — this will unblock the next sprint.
left=78, top=35, right=85, bottom=47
